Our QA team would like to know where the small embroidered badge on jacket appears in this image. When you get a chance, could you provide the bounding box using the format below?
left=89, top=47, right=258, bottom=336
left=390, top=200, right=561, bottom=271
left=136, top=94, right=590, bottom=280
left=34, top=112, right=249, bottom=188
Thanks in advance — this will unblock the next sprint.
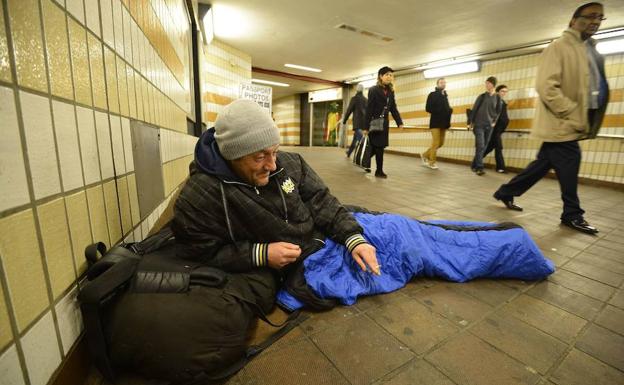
left=281, top=178, right=295, bottom=194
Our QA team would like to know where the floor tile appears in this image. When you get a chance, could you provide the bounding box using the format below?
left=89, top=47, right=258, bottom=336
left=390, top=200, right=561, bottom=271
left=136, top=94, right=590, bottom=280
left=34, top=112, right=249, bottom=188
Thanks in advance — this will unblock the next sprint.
left=501, top=294, right=586, bottom=343
left=527, top=281, right=603, bottom=320
left=470, top=312, right=567, bottom=374
left=239, top=339, right=349, bottom=385
left=426, top=333, right=541, bottom=385
left=594, top=305, right=624, bottom=335
left=368, top=298, right=459, bottom=354
left=575, top=324, right=624, bottom=371
left=377, top=359, right=455, bottom=385
left=311, top=314, right=414, bottom=385
left=408, top=284, right=493, bottom=327
left=550, top=349, right=624, bottom=385
left=547, top=269, right=615, bottom=302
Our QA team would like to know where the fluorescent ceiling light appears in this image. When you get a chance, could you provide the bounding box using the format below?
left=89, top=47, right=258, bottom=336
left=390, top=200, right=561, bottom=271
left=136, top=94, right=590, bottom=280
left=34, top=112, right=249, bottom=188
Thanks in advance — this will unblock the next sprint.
left=252, top=79, right=290, bottom=87
left=594, top=29, right=624, bottom=40
left=284, top=63, right=322, bottom=73
left=360, top=79, right=377, bottom=88
left=346, top=74, right=375, bottom=84
left=198, top=5, right=214, bottom=45
left=423, top=61, right=480, bottom=79
left=596, top=38, right=624, bottom=55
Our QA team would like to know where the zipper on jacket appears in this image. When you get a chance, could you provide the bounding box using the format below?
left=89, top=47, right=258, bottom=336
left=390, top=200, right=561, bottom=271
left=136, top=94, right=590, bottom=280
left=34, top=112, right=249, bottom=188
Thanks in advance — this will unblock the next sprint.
left=276, top=178, right=289, bottom=223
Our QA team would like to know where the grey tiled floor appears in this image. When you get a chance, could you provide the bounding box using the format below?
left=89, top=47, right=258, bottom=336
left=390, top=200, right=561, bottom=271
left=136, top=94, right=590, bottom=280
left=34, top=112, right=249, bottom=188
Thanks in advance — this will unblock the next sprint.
left=89, top=147, right=624, bottom=385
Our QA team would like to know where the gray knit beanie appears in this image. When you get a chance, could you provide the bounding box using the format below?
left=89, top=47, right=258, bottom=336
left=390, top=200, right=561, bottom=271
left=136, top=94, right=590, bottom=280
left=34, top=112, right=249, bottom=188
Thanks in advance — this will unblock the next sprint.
left=214, top=99, right=280, bottom=160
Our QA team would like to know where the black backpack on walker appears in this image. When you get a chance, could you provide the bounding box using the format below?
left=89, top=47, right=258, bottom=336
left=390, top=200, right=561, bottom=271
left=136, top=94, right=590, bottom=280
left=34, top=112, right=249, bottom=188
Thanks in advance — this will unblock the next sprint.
left=78, top=225, right=303, bottom=384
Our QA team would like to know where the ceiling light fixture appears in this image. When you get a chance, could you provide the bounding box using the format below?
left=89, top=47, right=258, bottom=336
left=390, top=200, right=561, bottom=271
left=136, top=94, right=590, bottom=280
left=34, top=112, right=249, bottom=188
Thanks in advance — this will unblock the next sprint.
left=596, top=38, right=624, bottom=55
left=198, top=4, right=214, bottom=45
left=345, top=74, right=375, bottom=84
left=252, top=79, right=290, bottom=87
left=360, top=79, right=377, bottom=88
left=423, top=61, right=480, bottom=79
left=284, top=63, right=322, bottom=73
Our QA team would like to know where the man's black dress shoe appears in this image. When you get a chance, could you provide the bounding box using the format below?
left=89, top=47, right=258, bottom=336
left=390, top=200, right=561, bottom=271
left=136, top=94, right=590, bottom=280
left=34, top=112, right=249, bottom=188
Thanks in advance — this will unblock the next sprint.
left=493, top=192, right=523, bottom=211
left=375, top=171, right=388, bottom=179
left=364, top=168, right=371, bottom=173
left=561, top=218, right=599, bottom=235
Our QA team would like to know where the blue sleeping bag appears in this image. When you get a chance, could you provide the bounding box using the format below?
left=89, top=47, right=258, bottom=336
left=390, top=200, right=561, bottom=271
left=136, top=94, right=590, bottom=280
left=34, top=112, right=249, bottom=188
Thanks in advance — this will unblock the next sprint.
left=277, top=212, right=554, bottom=310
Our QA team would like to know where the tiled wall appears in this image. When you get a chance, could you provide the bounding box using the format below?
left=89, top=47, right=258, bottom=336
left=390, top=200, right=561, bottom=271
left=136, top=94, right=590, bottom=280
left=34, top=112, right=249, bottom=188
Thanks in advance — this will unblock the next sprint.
left=202, top=39, right=251, bottom=128
left=274, top=95, right=301, bottom=145
left=380, top=53, right=624, bottom=184
left=0, top=0, right=198, bottom=383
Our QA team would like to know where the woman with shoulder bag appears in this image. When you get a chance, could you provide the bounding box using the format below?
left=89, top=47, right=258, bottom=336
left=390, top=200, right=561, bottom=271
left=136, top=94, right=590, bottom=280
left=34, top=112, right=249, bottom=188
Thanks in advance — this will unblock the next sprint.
left=364, top=66, right=404, bottom=178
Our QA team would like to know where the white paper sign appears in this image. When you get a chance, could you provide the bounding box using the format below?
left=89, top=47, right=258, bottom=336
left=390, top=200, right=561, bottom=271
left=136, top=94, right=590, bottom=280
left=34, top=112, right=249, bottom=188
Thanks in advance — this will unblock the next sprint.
left=239, top=83, right=272, bottom=113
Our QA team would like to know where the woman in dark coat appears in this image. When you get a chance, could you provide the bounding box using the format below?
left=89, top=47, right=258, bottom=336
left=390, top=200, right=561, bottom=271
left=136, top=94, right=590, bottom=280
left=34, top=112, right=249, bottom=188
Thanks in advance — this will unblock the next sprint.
left=364, top=66, right=403, bottom=178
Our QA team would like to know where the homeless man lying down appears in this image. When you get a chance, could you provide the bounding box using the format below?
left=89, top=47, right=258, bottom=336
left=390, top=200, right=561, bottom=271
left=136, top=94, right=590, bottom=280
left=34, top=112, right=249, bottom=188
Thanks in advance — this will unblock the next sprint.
left=172, top=99, right=554, bottom=311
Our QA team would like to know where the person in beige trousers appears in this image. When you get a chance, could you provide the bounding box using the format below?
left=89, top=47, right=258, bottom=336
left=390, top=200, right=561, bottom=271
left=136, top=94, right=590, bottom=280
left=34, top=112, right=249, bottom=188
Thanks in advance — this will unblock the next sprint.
left=423, top=78, right=453, bottom=169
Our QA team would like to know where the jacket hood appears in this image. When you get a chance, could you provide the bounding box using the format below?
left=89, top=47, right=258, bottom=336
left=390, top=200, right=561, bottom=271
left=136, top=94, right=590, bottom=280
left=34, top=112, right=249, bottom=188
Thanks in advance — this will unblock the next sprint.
left=194, top=128, right=241, bottom=181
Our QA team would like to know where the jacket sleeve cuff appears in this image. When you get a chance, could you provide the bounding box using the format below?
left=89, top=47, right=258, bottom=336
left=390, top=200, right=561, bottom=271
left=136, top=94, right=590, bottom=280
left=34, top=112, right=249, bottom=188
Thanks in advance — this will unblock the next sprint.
left=252, top=243, right=269, bottom=267
left=345, top=234, right=368, bottom=253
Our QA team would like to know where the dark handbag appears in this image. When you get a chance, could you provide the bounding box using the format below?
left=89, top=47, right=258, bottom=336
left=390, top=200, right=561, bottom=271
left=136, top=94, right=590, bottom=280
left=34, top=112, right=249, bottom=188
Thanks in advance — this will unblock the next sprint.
left=369, top=94, right=389, bottom=132
left=369, top=117, right=384, bottom=132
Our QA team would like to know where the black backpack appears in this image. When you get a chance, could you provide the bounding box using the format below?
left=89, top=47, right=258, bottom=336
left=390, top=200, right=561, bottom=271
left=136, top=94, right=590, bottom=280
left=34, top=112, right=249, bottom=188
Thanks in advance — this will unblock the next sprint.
left=78, top=225, right=303, bottom=384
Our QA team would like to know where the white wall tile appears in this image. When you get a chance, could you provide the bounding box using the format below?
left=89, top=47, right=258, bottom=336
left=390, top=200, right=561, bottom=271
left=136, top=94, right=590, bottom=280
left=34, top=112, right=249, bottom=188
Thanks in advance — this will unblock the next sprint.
left=121, top=117, right=134, bottom=172
left=84, top=0, right=101, bottom=37
left=109, top=115, right=126, bottom=175
left=0, top=345, right=25, bottom=385
left=21, top=312, right=61, bottom=385
left=19, top=92, right=61, bottom=200
left=55, top=286, right=82, bottom=355
left=122, top=7, right=132, bottom=66
left=75, top=107, right=101, bottom=185
left=131, top=21, right=140, bottom=72
left=100, top=0, right=114, bottom=49
left=52, top=100, right=84, bottom=192
left=94, top=111, right=114, bottom=179
left=112, top=0, right=124, bottom=57
left=0, top=87, right=30, bottom=212
left=66, top=0, right=85, bottom=25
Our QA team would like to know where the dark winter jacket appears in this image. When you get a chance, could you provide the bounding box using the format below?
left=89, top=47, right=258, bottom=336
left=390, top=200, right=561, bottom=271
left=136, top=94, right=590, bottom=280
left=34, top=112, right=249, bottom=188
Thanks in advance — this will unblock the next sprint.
left=365, top=85, right=403, bottom=148
left=425, top=88, right=453, bottom=129
left=493, top=100, right=509, bottom=133
left=172, top=128, right=367, bottom=273
left=342, top=92, right=367, bottom=130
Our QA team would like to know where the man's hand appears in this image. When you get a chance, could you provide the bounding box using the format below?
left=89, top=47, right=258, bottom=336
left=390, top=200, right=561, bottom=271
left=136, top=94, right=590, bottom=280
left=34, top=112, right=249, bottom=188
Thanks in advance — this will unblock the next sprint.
left=267, top=242, right=301, bottom=269
left=351, top=243, right=381, bottom=275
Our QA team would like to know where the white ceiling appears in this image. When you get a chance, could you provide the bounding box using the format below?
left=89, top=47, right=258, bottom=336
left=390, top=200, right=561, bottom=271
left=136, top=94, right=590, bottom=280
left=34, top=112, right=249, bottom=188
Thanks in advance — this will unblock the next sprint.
left=200, top=0, right=624, bottom=99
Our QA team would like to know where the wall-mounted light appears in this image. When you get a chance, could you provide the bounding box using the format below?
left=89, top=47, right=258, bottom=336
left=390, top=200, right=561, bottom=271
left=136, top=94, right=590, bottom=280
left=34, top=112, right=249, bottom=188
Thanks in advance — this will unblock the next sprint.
left=252, top=79, right=290, bottom=87
left=423, top=61, right=480, bottom=79
left=198, top=4, right=214, bottom=45
left=596, top=38, right=624, bottom=55
left=284, top=63, right=322, bottom=73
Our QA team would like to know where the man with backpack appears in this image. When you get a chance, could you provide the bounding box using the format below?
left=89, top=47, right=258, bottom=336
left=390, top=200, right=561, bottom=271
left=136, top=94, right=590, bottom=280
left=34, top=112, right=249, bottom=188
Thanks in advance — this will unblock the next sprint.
left=469, top=76, right=502, bottom=175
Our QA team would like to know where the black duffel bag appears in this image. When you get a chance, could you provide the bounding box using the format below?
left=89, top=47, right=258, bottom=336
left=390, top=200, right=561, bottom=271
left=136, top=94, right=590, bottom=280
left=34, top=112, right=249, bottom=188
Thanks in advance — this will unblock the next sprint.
left=78, top=226, right=302, bottom=385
